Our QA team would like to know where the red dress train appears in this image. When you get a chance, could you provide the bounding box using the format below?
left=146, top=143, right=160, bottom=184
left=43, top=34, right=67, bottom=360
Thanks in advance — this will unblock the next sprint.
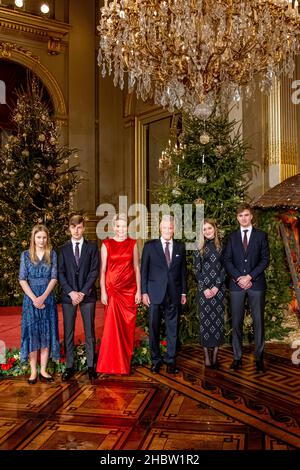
left=96, top=238, right=137, bottom=374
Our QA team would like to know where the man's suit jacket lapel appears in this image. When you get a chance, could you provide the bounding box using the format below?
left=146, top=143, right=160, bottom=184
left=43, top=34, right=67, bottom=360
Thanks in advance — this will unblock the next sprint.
left=66, top=241, right=78, bottom=271
left=169, top=240, right=179, bottom=269
left=78, top=240, right=88, bottom=269
left=235, top=230, right=245, bottom=256
left=244, top=227, right=256, bottom=255
left=154, top=239, right=169, bottom=268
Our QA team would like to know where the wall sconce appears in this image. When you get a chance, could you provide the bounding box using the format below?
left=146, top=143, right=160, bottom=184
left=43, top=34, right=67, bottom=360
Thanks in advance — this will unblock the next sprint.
left=14, top=0, right=24, bottom=7
left=40, top=2, right=49, bottom=14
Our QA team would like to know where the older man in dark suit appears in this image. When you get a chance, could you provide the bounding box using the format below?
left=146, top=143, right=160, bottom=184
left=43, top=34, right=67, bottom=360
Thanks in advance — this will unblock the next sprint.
left=58, top=214, right=100, bottom=381
left=141, top=215, right=187, bottom=374
left=224, top=203, right=270, bottom=373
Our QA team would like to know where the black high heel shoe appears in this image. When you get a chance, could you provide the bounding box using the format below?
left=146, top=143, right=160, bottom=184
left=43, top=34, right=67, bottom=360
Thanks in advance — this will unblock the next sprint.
left=39, top=372, right=54, bottom=383
left=203, top=347, right=212, bottom=368
left=28, top=375, right=38, bottom=385
left=211, top=347, right=220, bottom=370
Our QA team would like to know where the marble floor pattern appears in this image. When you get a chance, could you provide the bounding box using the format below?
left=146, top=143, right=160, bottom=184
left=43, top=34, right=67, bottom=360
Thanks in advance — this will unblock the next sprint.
left=0, top=344, right=299, bottom=451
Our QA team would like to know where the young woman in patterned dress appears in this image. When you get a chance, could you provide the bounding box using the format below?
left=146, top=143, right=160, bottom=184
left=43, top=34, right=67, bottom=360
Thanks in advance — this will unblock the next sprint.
left=194, top=219, right=226, bottom=368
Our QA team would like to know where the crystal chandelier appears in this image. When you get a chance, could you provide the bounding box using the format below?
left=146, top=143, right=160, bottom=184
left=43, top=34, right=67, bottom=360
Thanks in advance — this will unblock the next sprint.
left=98, top=0, right=300, bottom=115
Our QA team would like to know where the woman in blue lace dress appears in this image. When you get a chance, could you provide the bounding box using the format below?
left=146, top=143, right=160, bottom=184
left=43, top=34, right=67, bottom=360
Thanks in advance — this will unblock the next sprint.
left=19, top=224, right=60, bottom=384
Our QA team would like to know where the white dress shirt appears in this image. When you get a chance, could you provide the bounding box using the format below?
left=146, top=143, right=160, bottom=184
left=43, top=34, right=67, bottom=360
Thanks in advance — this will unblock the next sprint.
left=71, top=237, right=84, bottom=257
left=240, top=225, right=252, bottom=244
left=160, top=236, right=173, bottom=261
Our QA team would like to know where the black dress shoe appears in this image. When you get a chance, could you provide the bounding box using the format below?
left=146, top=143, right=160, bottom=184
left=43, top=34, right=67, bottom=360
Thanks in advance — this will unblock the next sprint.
left=150, top=363, right=161, bottom=374
left=255, top=360, right=266, bottom=373
left=62, top=368, right=75, bottom=381
left=230, top=359, right=242, bottom=371
left=28, top=376, right=37, bottom=385
left=39, top=373, right=54, bottom=383
left=166, top=364, right=179, bottom=374
left=204, top=361, right=212, bottom=368
left=88, top=367, right=98, bottom=380
left=211, top=361, right=220, bottom=370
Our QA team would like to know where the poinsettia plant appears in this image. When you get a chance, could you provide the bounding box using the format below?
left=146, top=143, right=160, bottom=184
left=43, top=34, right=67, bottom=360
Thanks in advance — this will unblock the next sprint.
left=0, top=348, right=30, bottom=377
left=131, top=339, right=167, bottom=366
left=0, top=342, right=93, bottom=377
left=0, top=337, right=159, bottom=377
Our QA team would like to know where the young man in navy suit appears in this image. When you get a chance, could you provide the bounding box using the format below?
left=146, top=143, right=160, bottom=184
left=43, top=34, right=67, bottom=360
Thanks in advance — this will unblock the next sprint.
left=141, top=215, right=187, bottom=374
left=58, top=214, right=100, bottom=381
left=224, top=203, right=270, bottom=373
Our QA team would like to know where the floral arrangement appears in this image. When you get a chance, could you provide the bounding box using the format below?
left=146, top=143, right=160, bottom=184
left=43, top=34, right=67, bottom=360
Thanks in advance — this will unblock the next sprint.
left=136, top=303, right=149, bottom=334
left=0, top=337, right=168, bottom=377
left=0, top=348, right=29, bottom=377
left=0, top=342, right=88, bottom=377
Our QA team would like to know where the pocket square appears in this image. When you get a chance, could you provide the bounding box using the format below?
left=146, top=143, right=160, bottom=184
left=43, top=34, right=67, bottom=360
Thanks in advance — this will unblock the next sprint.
left=175, top=254, right=180, bottom=257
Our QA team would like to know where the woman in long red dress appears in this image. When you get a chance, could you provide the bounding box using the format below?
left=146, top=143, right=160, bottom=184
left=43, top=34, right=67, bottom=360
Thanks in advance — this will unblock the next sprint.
left=96, top=214, right=141, bottom=374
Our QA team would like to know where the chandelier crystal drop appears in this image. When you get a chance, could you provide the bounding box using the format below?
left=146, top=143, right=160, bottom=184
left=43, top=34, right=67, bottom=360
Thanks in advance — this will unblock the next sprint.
left=98, top=0, right=300, bottom=114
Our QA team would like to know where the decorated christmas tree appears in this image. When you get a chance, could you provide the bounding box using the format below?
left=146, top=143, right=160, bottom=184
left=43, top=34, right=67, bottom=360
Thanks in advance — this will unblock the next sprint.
left=0, top=79, right=81, bottom=305
left=157, top=112, right=252, bottom=232
left=156, top=111, right=284, bottom=343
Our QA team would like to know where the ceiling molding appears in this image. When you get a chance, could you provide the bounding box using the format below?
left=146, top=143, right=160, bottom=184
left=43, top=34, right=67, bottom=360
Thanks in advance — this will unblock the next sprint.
left=0, top=7, right=71, bottom=55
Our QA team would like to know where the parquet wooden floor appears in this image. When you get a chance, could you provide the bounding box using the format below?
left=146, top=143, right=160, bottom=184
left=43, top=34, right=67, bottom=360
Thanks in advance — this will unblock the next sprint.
left=0, top=344, right=299, bottom=451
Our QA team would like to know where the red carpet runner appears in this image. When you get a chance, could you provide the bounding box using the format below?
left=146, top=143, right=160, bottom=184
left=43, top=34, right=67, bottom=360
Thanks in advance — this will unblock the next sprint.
left=0, top=302, right=144, bottom=350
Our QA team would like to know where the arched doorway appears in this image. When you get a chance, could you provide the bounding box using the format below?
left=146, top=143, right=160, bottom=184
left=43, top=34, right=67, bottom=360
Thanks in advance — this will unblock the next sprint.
left=0, top=44, right=67, bottom=121
left=0, top=59, right=54, bottom=131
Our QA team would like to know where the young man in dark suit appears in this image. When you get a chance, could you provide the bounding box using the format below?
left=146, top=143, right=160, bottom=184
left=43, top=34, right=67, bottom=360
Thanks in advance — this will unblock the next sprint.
left=141, top=215, right=187, bottom=374
left=58, top=214, right=100, bottom=381
left=224, top=203, right=270, bottom=373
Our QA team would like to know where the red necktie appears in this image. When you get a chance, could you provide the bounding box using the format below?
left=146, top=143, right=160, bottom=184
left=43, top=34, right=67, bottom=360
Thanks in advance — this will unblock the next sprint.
left=165, top=241, right=171, bottom=267
left=243, top=230, right=248, bottom=251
